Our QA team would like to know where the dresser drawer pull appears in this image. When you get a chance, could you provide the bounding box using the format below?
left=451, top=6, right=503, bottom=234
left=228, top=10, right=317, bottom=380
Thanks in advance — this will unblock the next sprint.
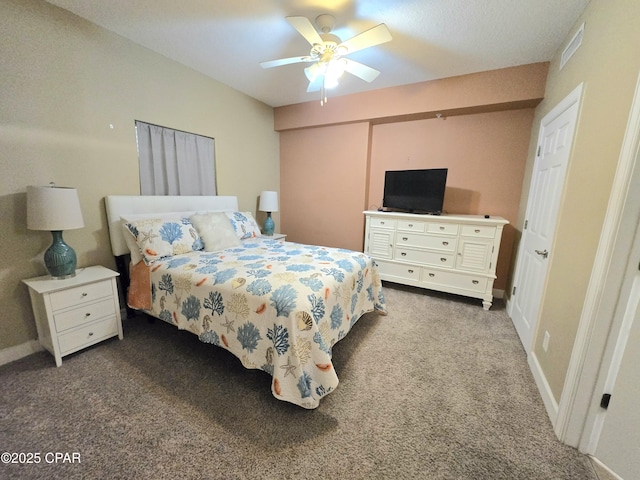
left=439, top=226, right=445, bottom=230
left=442, top=241, right=448, bottom=246
left=82, top=292, right=88, bottom=297
left=380, top=221, right=385, bottom=225
left=85, top=313, right=91, bottom=317
left=402, top=237, right=408, bottom=241
left=408, top=269, right=414, bottom=274
left=475, top=229, right=481, bottom=233
left=428, top=273, right=435, bottom=277
left=440, top=258, right=447, bottom=262
left=472, top=280, right=479, bottom=285
left=401, top=252, right=407, bottom=256
left=88, top=332, right=94, bottom=337
left=408, top=224, right=413, bottom=227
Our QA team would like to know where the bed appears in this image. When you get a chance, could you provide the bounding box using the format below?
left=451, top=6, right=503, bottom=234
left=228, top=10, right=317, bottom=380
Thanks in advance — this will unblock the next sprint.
left=105, top=195, right=386, bottom=409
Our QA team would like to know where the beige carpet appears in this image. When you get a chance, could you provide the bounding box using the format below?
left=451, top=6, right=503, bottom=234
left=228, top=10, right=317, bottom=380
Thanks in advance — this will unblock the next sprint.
left=0, top=283, right=597, bottom=479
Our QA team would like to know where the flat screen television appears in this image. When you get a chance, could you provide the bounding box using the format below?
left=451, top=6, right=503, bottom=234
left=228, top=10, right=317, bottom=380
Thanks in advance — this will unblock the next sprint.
left=382, top=168, right=448, bottom=214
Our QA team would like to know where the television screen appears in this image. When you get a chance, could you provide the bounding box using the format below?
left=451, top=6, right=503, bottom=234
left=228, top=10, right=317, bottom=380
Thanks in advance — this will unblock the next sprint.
left=383, top=168, right=448, bottom=214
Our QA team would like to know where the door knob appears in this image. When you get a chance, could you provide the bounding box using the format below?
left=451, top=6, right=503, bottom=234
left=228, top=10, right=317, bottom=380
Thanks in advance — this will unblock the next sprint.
left=535, top=249, right=549, bottom=258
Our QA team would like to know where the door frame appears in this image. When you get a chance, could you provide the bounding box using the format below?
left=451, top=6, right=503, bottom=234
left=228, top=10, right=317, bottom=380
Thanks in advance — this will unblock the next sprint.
left=555, top=71, right=640, bottom=450
left=507, top=83, right=584, bottom=353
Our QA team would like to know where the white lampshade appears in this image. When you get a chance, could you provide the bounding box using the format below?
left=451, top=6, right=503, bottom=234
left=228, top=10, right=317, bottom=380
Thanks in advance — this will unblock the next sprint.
left=259, top=191, right=278, bottom=213
left=27, top=185, right=85, bottom=231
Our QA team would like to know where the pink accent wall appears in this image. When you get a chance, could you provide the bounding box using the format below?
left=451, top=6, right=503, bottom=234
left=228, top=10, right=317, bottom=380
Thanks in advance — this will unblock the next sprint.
left=280, top=122, right=371, bottom=251
left=276, top=64, right=548, bottom=291
left=369, top=111, right=535, bottom=288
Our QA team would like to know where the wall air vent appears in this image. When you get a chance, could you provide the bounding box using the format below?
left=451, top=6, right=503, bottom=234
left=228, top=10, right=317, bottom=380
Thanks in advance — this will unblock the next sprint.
left=560, top=23, right=585, bottom=70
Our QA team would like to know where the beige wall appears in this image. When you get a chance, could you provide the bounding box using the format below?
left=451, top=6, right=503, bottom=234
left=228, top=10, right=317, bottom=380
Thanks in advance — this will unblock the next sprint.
left=275, top=64, right=546, bottom=291
left=516, top=0, right=640, bottom=401
left=0, top=0, right=279, bottom=350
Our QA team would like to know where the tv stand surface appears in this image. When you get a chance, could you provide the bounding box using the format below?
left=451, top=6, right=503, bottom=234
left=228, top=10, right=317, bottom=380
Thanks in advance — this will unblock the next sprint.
left=363, top=210, right=508, bottom=309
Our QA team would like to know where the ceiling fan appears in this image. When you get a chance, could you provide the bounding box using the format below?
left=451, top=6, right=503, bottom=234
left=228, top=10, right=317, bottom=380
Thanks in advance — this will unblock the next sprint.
left=260, top=15, right=392, bottom=105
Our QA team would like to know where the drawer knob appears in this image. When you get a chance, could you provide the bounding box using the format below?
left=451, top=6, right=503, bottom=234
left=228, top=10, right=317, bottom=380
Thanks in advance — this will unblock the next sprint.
left=472, top=280, right=479, bottom=285
left=401, top=252, right=407, bottom=256
left=380, top=221, right=385, bottom=225
left=408, top=224, right=413, bottom=227
left=402, top=237, right=408, bottom=241
left=475, top=229, right=481, bottom=233
left=442, top=241, right=448, bottom=246
left=440, top=258, right=447, bottom=262
left=85, top=313, right=91, bottom=317
left=429, top=273, right=435, bottom=277
left=439, top=226, right=444, bottom=230
left=88, top=332, right=94, bottom=337
left=82, top=292, right=88, bottom=297
left=408, top=269, right=414, bottom=274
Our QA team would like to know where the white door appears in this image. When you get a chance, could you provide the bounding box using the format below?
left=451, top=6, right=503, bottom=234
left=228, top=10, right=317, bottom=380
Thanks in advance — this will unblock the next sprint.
left=508, top=84, right=583, bottom=352
left=593, top=214, right=640, bottom=479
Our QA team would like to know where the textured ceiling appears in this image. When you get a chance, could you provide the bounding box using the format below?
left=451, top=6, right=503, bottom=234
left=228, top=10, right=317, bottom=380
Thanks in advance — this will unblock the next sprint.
left=45, top=0, right=590, bottom=107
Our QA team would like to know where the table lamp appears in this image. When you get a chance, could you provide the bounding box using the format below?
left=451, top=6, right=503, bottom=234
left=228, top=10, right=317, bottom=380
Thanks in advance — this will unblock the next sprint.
left=27, top=184, right=85, bottom=279
left=259, top=191, right=278, bottom=236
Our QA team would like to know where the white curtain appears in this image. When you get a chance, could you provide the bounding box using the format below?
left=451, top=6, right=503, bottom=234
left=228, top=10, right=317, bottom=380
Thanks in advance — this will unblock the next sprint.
left=136, top=121, right=216, bottom=195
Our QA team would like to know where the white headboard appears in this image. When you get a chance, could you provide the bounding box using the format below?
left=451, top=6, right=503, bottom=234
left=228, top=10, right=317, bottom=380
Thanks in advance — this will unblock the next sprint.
left=105, top=195, right=239, bottom=256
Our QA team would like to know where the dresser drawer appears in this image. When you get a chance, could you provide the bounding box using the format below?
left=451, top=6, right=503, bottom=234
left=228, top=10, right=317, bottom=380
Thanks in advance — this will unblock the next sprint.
left=422, top=269, right=488, bottom=293
left=396, top=233, right=457, bottom=252
left=395, top=248, right=454, bottom=268
left=370, top=217, right=396, bottom=229
left=460, top=225, right=496, bottom=238
left=376, top=260, right=421, bottom=281
left=397, top=220, right=426, bottom=233
left=57, top=316, right=119, bottom=354
left=427, top=223, right=459, bottom=236
left=54, top=298, right=116, bottom=333
left=49, top=280, right=113, bottom=311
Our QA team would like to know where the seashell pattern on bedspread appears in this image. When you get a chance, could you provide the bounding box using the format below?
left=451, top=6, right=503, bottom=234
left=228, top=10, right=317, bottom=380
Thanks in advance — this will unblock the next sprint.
left=138, top=239, right=386, bottom=408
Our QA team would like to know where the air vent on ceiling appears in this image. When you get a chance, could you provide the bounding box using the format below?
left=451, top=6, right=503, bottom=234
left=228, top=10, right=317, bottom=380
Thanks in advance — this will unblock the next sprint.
left=560, top=23, right=585, bottom=70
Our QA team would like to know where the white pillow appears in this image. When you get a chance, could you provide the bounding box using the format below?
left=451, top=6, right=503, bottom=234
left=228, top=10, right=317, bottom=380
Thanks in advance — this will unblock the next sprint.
left=190, top=212, right=241, bottom=252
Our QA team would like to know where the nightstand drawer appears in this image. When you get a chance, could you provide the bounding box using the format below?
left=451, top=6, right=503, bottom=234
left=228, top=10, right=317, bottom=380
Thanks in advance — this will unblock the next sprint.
left=57, top=316, right=119, bottom=354
left=49, top=280, right=112, bottom=311
left=54, top=298, right=116, bottom=332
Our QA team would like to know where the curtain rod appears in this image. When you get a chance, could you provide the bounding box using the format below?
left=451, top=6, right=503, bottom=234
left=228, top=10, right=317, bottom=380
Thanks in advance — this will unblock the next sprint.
left=134, top=120, right=215, bottom=141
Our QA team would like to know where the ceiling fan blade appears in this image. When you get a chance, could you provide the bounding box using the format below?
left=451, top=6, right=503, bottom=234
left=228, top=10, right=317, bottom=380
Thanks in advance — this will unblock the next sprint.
left=339, top=23, right=392, bottom=54
left=343, top=59, right=380, bottom=82
left=286, top=16, right=323, bottom=46
left=260, top=56, right=313, bottom=69
left=307, top=79, right=323, bottom=93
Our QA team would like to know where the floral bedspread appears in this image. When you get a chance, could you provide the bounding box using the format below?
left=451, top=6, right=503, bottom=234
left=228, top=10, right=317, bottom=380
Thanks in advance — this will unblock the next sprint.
left=137, top=239, right=386, bottom=409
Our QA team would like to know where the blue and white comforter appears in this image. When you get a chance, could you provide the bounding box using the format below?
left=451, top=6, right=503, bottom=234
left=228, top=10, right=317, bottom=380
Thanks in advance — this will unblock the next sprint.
left=143, top=239, right=386, bottom=408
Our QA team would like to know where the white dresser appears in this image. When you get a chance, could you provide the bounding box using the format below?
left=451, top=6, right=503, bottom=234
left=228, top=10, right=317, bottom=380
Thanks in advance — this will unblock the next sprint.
left=364, top=211, right=508, bottom=309
left=23, top=265, right=123, bottom=366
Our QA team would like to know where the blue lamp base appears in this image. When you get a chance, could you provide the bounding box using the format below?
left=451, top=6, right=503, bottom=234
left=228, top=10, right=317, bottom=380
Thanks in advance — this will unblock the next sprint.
left=45, top=230, right=77, bottom=279
left=263, top=212, right=275, bottom=236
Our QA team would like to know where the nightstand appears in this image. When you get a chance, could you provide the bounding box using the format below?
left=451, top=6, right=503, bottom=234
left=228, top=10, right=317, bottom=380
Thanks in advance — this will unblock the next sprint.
left=22, top=265, right=123, bottom=366
left=261, top=233, right=287, bottom=242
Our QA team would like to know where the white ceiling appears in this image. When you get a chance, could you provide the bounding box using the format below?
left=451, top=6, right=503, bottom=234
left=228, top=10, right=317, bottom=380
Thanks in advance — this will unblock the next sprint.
left=45, top=0, right=590, bottom=108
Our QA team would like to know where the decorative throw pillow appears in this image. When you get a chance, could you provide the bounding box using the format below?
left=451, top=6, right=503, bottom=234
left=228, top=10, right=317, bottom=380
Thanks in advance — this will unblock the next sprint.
left=190, top=212, right=241, bottom=252
left=123, top=216, right=203, bottom=265
left=225, top=211, right=262, bottom=240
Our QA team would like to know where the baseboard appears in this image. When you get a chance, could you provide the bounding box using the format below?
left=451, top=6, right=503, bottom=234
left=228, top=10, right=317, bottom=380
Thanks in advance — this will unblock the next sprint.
left=528, top=350, right=559, bottom=426
left=588, top=455, right=624, bottom=480
left=0, top=340, right=43, bottom=366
